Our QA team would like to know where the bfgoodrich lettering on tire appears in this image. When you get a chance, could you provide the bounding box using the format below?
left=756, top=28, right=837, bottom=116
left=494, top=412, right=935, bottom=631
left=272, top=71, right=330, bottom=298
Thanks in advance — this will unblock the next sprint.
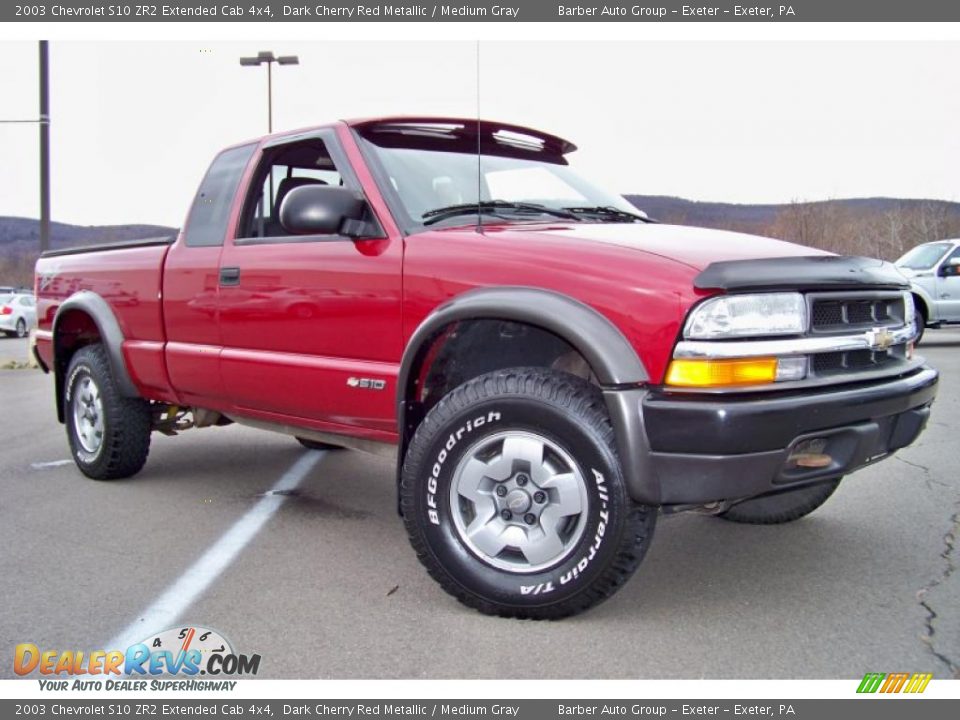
left=65, top=344, right=152, bottom=480
left=400, top=368, right=656, bottom=619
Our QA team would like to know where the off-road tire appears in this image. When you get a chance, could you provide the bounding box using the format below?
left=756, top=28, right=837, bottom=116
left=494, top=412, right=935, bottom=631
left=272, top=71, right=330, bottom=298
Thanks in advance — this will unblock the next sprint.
left=400, top=368, right=656, bottom=619
left=296, top=437, right=342, bottom=451
left=719, top=478, right=841, bottom=525
left=65, top=344, right=151, bottom=480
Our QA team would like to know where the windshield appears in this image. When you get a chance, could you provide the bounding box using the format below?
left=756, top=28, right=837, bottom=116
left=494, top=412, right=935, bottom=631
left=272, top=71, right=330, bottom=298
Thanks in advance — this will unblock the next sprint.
left=897, top=242, right=952, bottom=270
left=361, top=142, right=641, bottom=228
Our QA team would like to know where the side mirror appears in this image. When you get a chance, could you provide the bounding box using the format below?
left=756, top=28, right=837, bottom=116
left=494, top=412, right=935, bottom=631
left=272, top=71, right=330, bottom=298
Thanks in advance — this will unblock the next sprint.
left=280, top=185, right=367, bottom=236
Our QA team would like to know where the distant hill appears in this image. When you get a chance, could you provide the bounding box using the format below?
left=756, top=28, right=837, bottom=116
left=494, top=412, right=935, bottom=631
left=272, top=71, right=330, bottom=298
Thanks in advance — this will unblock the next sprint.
left=0, top=217, right=178, bottom=286
left=0, top=216, right=177, bottom=251
left=3, top=195, right=960, bottom=286
left=625, top=195, right=788, bottom=234
left=623, top=196, right=960, bottom=260
left=625, top=195, right=960, bottom=238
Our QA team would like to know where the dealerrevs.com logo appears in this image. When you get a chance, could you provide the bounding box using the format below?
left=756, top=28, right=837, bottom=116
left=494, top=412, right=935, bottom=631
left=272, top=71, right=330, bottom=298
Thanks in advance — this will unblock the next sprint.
left=14, top=626, right=261, bottom=691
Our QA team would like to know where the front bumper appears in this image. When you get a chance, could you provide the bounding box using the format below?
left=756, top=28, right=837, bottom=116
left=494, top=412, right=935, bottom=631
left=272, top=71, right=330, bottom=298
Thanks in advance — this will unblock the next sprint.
left=605, top=365, right=939, bottom=506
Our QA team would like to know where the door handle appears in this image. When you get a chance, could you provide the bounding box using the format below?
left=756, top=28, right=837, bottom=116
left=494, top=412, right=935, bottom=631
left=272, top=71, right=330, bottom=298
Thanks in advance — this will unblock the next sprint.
left=219, top=267, right=241, bottom=286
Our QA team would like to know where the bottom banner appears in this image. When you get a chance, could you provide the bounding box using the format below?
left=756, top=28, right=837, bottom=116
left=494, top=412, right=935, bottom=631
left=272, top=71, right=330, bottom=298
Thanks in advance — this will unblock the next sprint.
left=1, top=699, right=957, bottom=720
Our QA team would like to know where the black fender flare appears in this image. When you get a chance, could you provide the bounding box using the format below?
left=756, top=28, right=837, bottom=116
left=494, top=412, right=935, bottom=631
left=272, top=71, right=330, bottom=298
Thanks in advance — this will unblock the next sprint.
left=395, top=286, right=651, bottom=501
left=52, top=291, right=139, bottom=421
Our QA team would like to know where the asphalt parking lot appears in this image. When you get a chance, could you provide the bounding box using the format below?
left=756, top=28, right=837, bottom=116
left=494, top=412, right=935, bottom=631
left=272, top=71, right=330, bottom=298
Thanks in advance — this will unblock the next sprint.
left=0, top=331, right=957, bottom=679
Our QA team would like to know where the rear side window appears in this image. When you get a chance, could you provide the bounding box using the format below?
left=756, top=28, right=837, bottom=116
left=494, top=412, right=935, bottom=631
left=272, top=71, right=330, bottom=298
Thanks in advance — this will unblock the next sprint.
left=183, top=143, right=257, bottom=247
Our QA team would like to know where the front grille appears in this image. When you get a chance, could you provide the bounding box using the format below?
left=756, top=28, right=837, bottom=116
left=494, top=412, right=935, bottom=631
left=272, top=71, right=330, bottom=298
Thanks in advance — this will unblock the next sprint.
left=806, top=290, right=911, bottom=381
left=812, top=348, right=903, bottom=377
left=810, top=293, right=902, bottom=333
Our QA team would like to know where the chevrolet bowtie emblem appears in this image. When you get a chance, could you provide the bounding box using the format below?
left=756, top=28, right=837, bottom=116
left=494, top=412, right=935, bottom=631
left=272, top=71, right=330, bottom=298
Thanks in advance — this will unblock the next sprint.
left=866, top=327, right=894, bottom=350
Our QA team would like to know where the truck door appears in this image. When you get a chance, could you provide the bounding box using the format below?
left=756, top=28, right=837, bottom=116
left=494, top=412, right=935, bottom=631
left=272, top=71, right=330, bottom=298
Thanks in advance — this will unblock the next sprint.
left=216, top=130, right=402, bottom=436
left=935, top=245, right=960, bottom=321
left=163, top=143, right=257, bottom=406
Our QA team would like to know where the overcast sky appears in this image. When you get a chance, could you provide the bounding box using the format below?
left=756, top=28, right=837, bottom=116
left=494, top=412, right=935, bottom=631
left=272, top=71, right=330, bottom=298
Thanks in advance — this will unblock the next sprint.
left=1, top=40, right=958, bottom=227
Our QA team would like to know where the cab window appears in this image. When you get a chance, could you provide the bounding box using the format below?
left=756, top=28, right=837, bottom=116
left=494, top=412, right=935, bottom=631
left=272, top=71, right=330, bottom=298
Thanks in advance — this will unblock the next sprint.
left=240, top=139, right=344, bottom=239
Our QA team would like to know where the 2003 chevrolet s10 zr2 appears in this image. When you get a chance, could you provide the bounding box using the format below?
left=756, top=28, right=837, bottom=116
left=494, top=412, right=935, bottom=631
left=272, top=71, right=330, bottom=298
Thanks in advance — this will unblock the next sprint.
left=33, top=116, right=938, bottom=618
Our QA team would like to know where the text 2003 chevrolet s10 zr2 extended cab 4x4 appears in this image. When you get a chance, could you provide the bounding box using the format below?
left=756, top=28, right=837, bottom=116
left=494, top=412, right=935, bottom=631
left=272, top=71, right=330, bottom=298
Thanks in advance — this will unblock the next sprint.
left=33, top=118, right=939, bottom=618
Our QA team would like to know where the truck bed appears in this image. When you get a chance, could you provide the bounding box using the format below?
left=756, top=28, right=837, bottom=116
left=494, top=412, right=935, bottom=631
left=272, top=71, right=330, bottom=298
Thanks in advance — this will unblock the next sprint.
left=34, top=239, right=174, bottom=391
left=38, top=236, right=173, bottom=259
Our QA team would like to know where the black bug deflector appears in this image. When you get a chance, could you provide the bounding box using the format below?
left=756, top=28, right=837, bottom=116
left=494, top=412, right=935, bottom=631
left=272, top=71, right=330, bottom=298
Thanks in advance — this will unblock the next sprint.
left=695, top=255, right=909, bottom=292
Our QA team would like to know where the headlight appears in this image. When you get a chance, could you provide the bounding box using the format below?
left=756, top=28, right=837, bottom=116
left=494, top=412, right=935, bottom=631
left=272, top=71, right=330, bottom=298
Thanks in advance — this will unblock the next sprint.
left=684, top=292, right=807, bottom=339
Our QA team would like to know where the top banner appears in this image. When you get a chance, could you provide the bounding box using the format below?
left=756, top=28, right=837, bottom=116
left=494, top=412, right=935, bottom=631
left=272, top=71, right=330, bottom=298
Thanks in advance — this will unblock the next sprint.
left=7, top=0, right=960, bottom=22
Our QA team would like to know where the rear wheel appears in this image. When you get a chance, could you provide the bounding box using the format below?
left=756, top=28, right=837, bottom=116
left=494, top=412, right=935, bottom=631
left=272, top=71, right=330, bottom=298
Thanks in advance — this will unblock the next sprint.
left=15, top=318, right=27, bottom=338
left=401, top=368, right=656, bottom=619
left=65, top=344, right=151, bottom=480
left=719, top=479, right=841, bottom=525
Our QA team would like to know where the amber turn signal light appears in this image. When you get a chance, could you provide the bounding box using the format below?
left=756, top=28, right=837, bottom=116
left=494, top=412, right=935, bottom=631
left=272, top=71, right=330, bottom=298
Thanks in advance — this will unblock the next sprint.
left=665, top=357, right=779, bottom=387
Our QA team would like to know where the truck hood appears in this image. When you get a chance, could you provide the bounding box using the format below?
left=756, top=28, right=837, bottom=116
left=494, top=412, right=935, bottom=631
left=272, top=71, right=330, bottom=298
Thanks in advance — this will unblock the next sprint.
left=894, top=266, right=929, bottom=279
left=513, top=221, right=830, bottom=270
left=470, top=221, right=905, bottom=292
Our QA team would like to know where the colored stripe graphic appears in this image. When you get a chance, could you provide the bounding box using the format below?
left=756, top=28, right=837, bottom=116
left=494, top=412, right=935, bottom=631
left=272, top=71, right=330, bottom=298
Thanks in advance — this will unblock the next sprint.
left=857, top=673, right=885, bottom=693
left=857, top=672, right=931, bottom=694
left=904, top=673, right=933, bottom=693
left=881, top=672, right=909, bottom=693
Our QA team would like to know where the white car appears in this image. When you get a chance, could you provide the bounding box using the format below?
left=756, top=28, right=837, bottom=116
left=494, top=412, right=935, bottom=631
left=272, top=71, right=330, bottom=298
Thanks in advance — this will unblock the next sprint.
left=0, top=293, right=37, bottom=339
left=895, top=239, right=960, bottom=342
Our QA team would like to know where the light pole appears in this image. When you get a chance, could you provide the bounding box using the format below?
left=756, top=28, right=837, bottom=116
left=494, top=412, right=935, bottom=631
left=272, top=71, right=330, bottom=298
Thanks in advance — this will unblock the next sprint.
left=1, top=41, right=51, bottom=253
left=39, top=41, right=50, bottom=254
left=239, top=50, right=299, bottom=133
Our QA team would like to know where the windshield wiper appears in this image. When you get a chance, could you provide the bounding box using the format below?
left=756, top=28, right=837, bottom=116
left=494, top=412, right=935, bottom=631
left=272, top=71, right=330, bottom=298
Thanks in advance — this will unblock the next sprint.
left=422, top=200, right=580, bottom=226
left=562, top=206, right=655, bottom=223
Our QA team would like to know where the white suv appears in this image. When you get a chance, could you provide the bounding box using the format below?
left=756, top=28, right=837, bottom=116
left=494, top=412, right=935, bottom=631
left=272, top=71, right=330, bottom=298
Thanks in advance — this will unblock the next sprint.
left=896, top=239, right=960, bottom=341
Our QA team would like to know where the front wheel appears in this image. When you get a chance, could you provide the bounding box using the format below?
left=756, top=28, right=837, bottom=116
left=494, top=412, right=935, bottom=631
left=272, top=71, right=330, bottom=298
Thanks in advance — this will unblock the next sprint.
left=718, top=479, right=841, bottom=525
left=65, top=344, right=152, bottom=480
left=914, top=307, right=926, bottom=345
left=400, top=368, right=656, bottom=619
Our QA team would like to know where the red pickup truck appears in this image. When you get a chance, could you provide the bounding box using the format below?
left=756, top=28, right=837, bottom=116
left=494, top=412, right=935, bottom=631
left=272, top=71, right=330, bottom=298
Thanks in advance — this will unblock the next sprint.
left=34, top=117, right=938, bottom=618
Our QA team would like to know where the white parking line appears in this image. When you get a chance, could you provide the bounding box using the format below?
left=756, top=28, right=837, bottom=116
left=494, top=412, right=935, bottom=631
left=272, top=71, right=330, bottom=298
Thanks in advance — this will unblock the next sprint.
left=106, top=450, right=326, bottom=651
left=30, top=459, right=73, bottom=469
